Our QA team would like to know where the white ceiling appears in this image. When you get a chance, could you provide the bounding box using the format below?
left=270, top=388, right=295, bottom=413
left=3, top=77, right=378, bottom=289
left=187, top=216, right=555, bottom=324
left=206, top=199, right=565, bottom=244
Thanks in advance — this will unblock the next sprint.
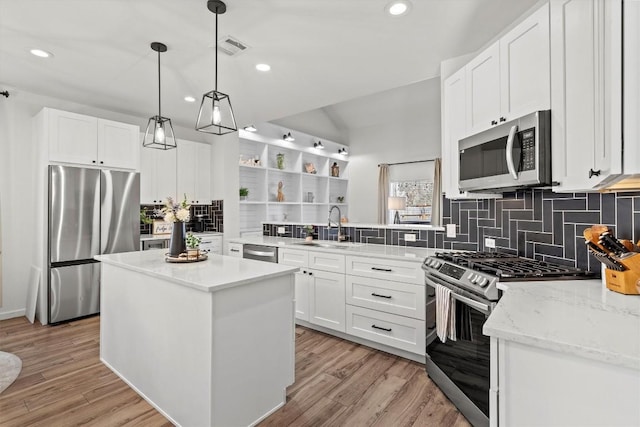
left=0, top=0, right=539, bottom=131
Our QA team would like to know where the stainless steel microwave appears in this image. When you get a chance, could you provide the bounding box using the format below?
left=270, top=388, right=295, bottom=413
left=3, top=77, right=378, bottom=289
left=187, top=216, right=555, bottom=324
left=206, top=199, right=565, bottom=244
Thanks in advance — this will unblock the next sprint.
left=458, top=110, right=551, bottom=192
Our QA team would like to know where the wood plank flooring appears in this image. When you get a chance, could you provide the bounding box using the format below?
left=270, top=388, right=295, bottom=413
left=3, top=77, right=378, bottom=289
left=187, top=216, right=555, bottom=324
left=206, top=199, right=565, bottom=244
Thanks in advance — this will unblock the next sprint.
left=0, top=316, right=470, bottom=427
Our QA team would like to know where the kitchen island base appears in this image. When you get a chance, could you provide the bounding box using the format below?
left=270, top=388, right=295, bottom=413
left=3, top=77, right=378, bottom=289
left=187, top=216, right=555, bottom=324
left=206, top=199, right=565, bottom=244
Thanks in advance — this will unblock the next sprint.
left=99, top=261, right=295, bottom=427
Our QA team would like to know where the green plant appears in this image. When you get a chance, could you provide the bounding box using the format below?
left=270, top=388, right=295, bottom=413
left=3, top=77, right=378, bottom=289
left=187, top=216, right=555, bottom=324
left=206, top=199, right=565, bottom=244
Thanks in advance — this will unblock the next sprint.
left=140, top=209, right=154, bottom=225
left=337, top=196, right=345, bottom=203
left=239, top=187, right=249, bottom=197
left=276, top=153, right=285, bottom=170
left=186, top=232, right=201, bottom=249
left=303, top=224, right=314, bottom=234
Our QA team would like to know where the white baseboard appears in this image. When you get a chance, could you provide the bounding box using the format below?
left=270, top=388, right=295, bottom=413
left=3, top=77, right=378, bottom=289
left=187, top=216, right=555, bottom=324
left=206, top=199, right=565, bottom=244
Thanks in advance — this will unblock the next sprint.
left=0, top=309, right=26, bottom=321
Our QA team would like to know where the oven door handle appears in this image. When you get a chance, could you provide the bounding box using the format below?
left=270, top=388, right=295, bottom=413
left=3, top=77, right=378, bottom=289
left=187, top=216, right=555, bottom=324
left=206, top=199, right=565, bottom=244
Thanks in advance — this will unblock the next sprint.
left=425, top=275, right=492, bottom=315
left=505, top=124, right=519, bottom=180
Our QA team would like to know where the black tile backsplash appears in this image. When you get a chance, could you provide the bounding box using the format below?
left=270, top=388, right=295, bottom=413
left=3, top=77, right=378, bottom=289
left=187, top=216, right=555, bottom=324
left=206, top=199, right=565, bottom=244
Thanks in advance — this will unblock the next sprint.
left=140, top=200, right=224, bottom=234
left=263, top=189, right=640, bottom=273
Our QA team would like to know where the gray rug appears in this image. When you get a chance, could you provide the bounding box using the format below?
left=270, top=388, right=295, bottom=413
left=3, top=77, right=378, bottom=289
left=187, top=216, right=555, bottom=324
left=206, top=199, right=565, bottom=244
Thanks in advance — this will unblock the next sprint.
left=0, top=351, right=22, bottom=394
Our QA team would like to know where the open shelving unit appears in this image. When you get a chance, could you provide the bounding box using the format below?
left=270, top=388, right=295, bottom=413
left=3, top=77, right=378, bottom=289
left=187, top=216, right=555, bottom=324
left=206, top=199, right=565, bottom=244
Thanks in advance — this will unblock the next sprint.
left=239, top=129, right=349, bottom=233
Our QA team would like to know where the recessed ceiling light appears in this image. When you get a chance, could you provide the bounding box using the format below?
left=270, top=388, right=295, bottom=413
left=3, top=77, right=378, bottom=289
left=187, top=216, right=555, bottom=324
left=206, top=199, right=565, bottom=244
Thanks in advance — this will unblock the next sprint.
left=30, top=48, right=53, bottom=58
left=256, top=63, right=271, bottom=72
left=386, top=0, right=411, bottom=16
left=184, top=96, right=196, bottom=103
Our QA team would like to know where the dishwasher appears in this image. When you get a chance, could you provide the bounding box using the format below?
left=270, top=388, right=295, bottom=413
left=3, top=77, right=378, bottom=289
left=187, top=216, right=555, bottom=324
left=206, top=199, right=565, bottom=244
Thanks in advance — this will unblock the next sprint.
left=242, top=244, right=278, bottom=263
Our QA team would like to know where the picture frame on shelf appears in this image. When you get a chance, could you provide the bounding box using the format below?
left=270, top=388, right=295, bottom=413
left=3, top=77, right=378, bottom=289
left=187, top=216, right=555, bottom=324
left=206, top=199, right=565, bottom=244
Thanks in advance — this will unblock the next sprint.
left=304, top=162, right=317, bottom=174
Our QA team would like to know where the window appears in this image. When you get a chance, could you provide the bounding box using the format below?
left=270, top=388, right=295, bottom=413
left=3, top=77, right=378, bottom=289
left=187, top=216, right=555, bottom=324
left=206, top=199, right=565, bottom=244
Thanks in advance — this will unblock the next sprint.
left=390, top=180, right=433, bottom=224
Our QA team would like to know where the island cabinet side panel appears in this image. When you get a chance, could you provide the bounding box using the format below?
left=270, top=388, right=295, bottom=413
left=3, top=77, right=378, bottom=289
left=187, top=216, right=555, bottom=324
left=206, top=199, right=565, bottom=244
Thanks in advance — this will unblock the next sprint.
left=99, top=264, right=214, bottom=427
left=210, top=274, right=295, bottom=427
left=499, top=340, right=640, bottom=426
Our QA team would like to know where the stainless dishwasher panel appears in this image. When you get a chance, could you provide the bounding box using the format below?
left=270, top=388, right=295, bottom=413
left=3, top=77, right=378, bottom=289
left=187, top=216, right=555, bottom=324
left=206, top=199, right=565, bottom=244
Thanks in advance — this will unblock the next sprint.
left=242, top=244, right=278, bottom=263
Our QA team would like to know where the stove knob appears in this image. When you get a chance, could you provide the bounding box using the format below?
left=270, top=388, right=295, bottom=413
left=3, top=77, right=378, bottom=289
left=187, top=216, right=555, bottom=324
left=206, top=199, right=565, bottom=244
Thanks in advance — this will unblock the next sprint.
left=478, top=278, right=489, bottom=287
left=433, top=260, right=441, bottom=269
left=469, top=274, right=478, bottom=283
left=472, top=275, right=481, bottom=284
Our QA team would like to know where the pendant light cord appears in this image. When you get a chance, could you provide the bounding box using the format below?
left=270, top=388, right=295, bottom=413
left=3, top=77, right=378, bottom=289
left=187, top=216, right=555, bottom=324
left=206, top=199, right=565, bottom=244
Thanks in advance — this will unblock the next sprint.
left=157, top=48, right=161, bottom=118
left=215, top=7, right=218, bottom=91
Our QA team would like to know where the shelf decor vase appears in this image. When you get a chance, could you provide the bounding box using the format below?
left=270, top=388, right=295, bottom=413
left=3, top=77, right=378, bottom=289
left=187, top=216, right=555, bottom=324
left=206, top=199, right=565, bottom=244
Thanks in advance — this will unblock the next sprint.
left=169, top=222, right=186, bottom=257
left=276, top=153, right=285, bottom=170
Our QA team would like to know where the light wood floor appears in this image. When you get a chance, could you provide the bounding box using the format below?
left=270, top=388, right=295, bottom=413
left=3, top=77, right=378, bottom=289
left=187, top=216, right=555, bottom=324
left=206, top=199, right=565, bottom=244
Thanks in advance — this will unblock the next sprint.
left=0, top=316, right=470, bottom=427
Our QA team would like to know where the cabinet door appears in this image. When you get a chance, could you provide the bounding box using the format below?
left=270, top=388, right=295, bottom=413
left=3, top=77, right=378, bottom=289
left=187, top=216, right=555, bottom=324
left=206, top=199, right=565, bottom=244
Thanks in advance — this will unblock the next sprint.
left=176, top=140, right=197, bottom=203
left=140, top=146, right=157, bottom=204
left=309, top=269, right=345, bottom=332
left=550, top=0, right=621, bottom=191
left=466, top=41, right=501, bottom=134
left=294, top=271, right=310, bottom=322
left=48, top=109, right=98, bottom=165
left=156, top=148, right=177, bottom=203
left=500, top=3, right=551, bottom=119
left=194, top=142, right=211, bottom=204
left=97, top=119, right=140, bottom=170
left=442, top=68, right=467, bottom=198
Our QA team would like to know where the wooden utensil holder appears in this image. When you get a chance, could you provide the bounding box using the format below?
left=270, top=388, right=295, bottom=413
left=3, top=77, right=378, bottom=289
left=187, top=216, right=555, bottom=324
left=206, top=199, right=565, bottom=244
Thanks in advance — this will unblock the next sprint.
left=604, top=253, right=640, bottom=295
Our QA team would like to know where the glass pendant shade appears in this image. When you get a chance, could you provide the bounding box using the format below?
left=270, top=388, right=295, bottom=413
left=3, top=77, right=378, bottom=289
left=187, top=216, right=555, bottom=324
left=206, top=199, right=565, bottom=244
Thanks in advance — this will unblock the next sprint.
left=196, top=0, right=238, bottom=135
left=195, top=89, right=237, bottom=135
left=143, top=41, right=176, bottom=150
left=143, top=115, right=177, bottom=149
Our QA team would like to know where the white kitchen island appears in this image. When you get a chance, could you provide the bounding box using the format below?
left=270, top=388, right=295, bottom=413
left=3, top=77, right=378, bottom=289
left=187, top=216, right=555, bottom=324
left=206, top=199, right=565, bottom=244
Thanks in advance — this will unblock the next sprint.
left=95, top=250, right=298, bottom=427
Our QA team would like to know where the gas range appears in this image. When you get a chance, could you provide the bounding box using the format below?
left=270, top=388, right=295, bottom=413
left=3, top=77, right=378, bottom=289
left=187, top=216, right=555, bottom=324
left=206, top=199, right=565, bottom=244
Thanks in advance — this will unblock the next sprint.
left=422, top=251, right=595, bottom=302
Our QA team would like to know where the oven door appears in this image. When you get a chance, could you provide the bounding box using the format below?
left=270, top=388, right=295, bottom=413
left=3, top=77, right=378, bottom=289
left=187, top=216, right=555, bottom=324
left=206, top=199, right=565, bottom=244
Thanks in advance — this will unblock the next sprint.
left=425, top=273, right=492, bottom=426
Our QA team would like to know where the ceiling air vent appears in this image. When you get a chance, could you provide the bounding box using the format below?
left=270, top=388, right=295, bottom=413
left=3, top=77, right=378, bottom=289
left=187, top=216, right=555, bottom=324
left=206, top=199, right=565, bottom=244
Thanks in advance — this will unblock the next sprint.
left=217, top=35, right=250, bottom=56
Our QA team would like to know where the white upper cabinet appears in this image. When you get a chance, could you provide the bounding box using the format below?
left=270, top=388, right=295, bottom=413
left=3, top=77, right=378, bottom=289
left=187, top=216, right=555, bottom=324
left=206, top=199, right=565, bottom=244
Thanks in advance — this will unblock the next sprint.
left=46, top=108, right=139, bottom=170
left=442, top=68, right=467, bottom=198
left=465, top=42, right=501, bottom=135
left=500, top=3, right=551, bottom=120
left=177, top=140, right=212, bottom=204
left=465, top=4, right=550, bottom=135
left=140, top=143, right=177, bottom=204
left=97, top=119, right=140, bottom=170
left=550, top=0, right=622, bottom=191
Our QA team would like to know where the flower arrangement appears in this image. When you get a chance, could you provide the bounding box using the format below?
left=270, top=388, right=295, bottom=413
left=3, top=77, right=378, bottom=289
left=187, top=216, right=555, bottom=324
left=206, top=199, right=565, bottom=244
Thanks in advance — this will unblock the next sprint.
left=161, top=195, right=191, bottom=223
left=186, top=232, right=201, bottom=249
left=303, top=224, right=315, bottom=241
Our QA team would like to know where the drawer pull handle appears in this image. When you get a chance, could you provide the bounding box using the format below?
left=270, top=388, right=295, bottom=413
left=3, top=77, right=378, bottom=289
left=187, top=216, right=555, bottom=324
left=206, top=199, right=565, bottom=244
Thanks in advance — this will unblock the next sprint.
left=371, top=267, right=393, bottom=272
left=371, top=324, right=392, bottom=332
left=427, top=326, right=436, bottom=331
left=371, top=292, right=392, bottom=299
left=230, top=249, right=239, bottom=252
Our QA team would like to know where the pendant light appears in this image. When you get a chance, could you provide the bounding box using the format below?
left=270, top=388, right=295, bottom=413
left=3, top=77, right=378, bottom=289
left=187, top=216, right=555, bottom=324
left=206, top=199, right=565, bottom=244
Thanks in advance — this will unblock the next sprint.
left=196, top=0, right=237, bottom=135
left=143, top=42, right=177, bottom=150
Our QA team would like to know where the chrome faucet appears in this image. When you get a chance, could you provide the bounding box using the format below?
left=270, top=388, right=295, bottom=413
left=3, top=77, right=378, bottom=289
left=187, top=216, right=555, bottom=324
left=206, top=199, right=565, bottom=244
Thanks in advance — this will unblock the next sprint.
left=328, top=205, right=346, bottom=241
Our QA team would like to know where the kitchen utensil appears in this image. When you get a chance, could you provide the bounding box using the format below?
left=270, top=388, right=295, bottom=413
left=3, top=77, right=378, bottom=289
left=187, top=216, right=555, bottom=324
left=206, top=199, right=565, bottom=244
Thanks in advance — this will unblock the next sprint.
left=599, top=232, right=629, bottom=256
left=585, top=242, right=625, bottom=271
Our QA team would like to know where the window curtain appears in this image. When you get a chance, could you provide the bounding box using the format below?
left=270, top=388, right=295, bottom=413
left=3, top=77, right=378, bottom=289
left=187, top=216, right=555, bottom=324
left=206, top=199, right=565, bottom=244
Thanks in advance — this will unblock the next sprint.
left=431, top=158, right=442, bottom=226
left=378, top=164, right=390, bottom=224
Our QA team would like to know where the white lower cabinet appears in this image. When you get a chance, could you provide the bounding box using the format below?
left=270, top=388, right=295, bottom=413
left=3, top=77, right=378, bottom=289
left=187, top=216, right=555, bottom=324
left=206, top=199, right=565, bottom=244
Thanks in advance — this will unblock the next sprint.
left=275, top=246, right=426, bottom=358
left=346, top=305, right=425, bottom=354
left=346, top=254, right=425, bottom=356
left=308, top=269, right=346, bottom=332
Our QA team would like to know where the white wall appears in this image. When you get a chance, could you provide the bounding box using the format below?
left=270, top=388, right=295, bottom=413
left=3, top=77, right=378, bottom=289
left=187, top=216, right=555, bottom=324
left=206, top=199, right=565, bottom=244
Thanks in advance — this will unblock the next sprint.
left=346, top=78, right=442, bottom=223
left=0, top=85, right=238, bottom=321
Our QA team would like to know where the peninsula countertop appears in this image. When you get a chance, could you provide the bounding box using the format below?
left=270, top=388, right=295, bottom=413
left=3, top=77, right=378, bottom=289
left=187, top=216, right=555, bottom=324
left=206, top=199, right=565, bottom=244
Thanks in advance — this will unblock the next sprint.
left=96, top=250, right=298, bottom=293
left=228, top=235, right=437, bottom=263
left=484, top=279, right=640, bottom=370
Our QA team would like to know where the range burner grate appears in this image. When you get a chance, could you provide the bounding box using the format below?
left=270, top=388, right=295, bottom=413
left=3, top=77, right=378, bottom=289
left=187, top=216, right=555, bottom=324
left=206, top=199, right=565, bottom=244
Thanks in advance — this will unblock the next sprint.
left=434, top=251, right=594, bottom=279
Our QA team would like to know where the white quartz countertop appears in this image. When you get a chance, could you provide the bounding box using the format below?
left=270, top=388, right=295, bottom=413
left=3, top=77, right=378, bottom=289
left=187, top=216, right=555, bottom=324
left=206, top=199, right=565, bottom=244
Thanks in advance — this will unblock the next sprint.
left=263, top=221, right=445, bottom=231
left=484, top=279, right=640, bottom=370
left=96, top=250, right=297, bottom=293
left=228, top=235, right=438, bottom=262
left=140, top=232, right=223, bottom=241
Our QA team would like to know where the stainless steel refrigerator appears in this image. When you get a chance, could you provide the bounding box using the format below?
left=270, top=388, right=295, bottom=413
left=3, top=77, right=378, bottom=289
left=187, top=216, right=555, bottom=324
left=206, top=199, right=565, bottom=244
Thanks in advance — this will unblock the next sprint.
left=48, top=165, right=140, bottom=323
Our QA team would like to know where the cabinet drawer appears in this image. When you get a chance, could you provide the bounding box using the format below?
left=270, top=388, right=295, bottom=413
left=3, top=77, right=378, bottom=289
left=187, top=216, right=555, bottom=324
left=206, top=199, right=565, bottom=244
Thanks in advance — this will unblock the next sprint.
left=346, top=256, right=423, bottom=285
left=346, top=305, right=425, bottom=355
left=346, top=275, right=425, bottom=320
left=227, top=242, right=243, bottom=258
left=308, top=251, right=345, bottom=273
left=279, top=248, right=308, bottom=267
